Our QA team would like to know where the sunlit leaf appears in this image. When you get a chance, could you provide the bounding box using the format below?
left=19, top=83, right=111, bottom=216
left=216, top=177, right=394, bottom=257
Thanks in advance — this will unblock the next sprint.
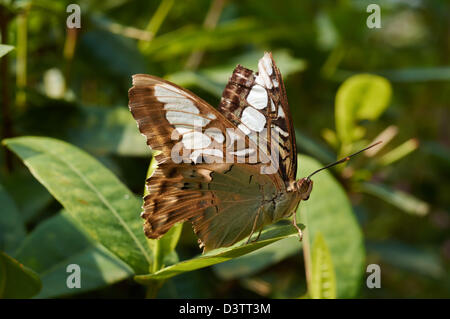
left=167, top=50, right=306, bottom=97
left=359, top=182, right=429, bottom=216
left=142, top=18, right=287, bottom=60
left=335, top=74, right=392, bottom=144
left=310, top=232, right=336, bottom=299
left=15, top=211, right=133, bottom=298
left=4, top=137, right=152, bottom=274
left=378, top=138, right=419, bottom=166
left=134, top=224, right=300, bottom=284
left=0, top=44, right=14, bottom=58
left=299, top=155, right=364, bottom=298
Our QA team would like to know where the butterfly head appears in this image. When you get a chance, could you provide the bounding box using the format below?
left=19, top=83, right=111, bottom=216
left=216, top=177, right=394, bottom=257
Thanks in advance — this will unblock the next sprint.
left=295, top=177, right=314, bottom=201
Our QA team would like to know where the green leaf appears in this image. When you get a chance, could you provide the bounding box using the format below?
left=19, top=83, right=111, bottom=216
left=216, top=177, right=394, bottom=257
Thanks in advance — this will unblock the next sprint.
left=378, top=67, right=450, bottom=82
left=0, top=183, right=26, bottom=254
left=214, top=155, right=364, bottom=299
left=0, top=44, right=14, bottom=58
left=15, top=211, right=133, bottom=298
left=67, top=106, right=151, bottom=157
left=299, top=155, right=364, bottom=298
left=0, top=251, right=41, bottom=298
left=167, top=50, right=306, bottom=97
left=4, top=136, right=152, bottom=274
left=142, top=18, right=287, bottom=60
left=295, top=130, right=335, bottom=164
left=134, top=224, right=300, bottom=284
left=79, top=30, right=148, bottom=78
left=213, top=235, right=300, bottom=280
left=0, top=171, right=53, bottom=223
left=359, top=182, right=429, bottom=216
left=367, top=241, right=444, bottom=279
left=19, top=104, right=150, bottom=157
left=149, top=224, right=183, bottom=273
left=378, top=138, right=419, bottom=166
left=335, top=74, right=392, bottom=144
left=310, top=232, right=336, bottom=299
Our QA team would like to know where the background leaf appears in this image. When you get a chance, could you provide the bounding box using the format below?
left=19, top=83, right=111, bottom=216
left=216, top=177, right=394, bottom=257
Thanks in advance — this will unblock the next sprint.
left=299, top=155, right=364, bottom=298
left=0, top=251, right=41, bottom=298
left=0, top=44, right=14, bottom=58
left=310, top=232, right=337, bottom=299
left=0, top=183, right=26, bottom=254
left=335, top=74, right=392, bottom=144
left=135, top=224, right=301, bottom=284
left=214, top=155, right=364, bottom=298
left=14, top=211, right=133, bottom=298
left=4, top=137, right=152, bottom=274
left=360, top=182, right=429, bottom=216
left=367, top=241, right=445, bottom=279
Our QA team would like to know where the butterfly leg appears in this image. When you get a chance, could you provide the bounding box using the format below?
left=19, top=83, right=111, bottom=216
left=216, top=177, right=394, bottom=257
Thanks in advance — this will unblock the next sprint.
left=292, top=212, right=303, bottom=241
left=246, top=207, right=262, bottom=245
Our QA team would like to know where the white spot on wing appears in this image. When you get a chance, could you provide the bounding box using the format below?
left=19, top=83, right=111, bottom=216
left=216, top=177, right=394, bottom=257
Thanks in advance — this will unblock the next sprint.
left=262, top=54, right=273, bottom=75
left=155, top=84, right=184, bottom=98
left=273, top=125, right=289, bottom=137
left=237, top=123, right=251, bottom=135
left=254, top=75, right=265, bottom=87
left=247, top=84, right=268, bottom=110
left=257, top=55, right=273, bottom=89
left=182, top=132, right=211, bottom=149
left=273, top=79, right=279, bottom=87
left=175, top=127, right=191, bottom=134
left=241, top=107, right=266, bottom=132
left=164, top=102, right=198, bottom=114
left=166, top=111, right=211, bottom=127
left=278, top=105, right=285, bottom=118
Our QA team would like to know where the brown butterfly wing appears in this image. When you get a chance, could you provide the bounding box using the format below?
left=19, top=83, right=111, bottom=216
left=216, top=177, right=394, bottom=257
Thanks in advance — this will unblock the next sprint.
left=128, top=74, right=286, bottom=250
left=219, top=52, right=297, bottom=185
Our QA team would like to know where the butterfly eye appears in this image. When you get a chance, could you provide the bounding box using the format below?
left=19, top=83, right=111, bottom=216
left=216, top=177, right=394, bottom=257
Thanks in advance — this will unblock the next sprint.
left=296, top=178, right=313, bottom=200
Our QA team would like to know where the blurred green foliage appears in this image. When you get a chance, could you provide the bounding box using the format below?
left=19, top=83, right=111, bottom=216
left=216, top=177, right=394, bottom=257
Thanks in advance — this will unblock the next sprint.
left=0, top=0, right=449, bottom=298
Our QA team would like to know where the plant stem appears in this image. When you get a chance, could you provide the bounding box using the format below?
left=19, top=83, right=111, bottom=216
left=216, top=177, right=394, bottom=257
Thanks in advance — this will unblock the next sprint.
left=145, top=280, right=165, bottom=299
left=16, top=8, right=28, bottom=110
left=185, top=0, right=226, bottom=70
left=138, top=0, right=174, bottom=52
left=63, top=27, right=79, bottom=89
left=301, top=204, right=312, bottom=294
left=0, top=5, right=13, bottom=171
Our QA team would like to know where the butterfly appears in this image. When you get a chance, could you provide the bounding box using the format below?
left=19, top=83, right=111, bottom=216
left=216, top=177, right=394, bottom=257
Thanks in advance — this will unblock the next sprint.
left=128, top=52, right=313, bottom=252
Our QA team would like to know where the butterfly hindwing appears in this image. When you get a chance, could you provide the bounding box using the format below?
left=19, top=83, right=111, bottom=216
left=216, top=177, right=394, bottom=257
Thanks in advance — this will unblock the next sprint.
left=219, top=52, right=298, bottom=185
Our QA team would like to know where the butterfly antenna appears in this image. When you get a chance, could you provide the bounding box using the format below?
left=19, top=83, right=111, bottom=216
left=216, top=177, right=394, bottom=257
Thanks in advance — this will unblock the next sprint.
left=306, top=141, right=382, bottom=180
